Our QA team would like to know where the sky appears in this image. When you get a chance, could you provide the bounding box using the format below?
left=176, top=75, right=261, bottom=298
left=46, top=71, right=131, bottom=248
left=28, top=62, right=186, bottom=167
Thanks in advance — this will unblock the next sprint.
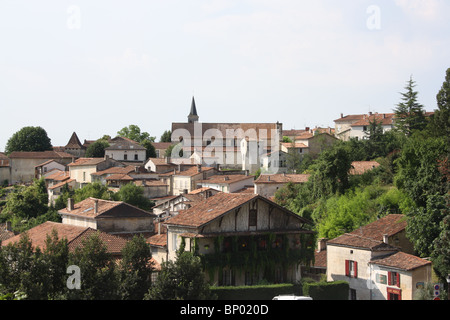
left=0, top=0, right=449, bottom=152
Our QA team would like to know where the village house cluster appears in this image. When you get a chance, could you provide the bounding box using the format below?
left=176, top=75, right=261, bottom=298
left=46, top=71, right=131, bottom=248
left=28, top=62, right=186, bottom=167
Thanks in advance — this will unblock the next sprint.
left=0, top=98, right=433, bottom=300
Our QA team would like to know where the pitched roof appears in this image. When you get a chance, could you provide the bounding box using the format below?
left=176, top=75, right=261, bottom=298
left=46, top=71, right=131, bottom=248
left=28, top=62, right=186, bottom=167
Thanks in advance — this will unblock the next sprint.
left=58, top=197, right=155, bottom=219
left=350, top=113, right=395, bottom=127
left=326, top=233, right=397, bottom=251
left=105, top=136, right=146, bottom=151
left=349, top=161, right=380, bottom=175
left=164, top=192, right=310, bottom=229
left=327, top=214, right=407, bottom=250
left=348, top=214, right=406, bottom=241
left=199, top=174, right=254, bottom=185
left=1, top=221, right=128, bottom=254
left=65, top=132, right=85, bottom=149
left=8, top=150, right=74, bottom=159
left=369, top=251, right=431, bottom=271
left=255, top=174, right=311, bottom=184
left=67, top=157, right=106, bottom=167
left=189, top=96, right=198, bottom=116
left=44, top=170, right=70, bottom=181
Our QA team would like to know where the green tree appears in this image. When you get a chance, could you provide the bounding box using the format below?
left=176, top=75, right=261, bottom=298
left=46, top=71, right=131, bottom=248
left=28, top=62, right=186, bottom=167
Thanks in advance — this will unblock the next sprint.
left=393, top=76, right=427, bottom=136
left=64, top=232, right=119, bottom=300
left=406, top=193, right=446, bottom=257
left=394, top=134, right=447, bottom=207
left=114, top=183, right=154, bottom=211
left=145, top=250, right=213, bottom=300
left=118, top=235, right=154, bottom=300
left=140, top=139, right=157, bottom=159
left=1, top=179, right=49, bottom=231
left=431, top=195, right=450, bottom=284
left=309, top=143, right=352, bottom=199
left=73, top=182, right=113, bottom=203
left=117, top=125, right=155, bottom=144
left=85, top=139, right=109, bottom=157
left=429, top=68, right=450, bottom=145
left=160, top=130, right=172, bottom=143
left=5, top=126, right=52, bottom=155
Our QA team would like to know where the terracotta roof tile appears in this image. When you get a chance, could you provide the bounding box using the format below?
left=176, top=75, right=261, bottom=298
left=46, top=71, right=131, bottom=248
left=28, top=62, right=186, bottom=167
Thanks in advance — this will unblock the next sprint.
left=200, top=174, right=254, bottom=184
left=255, top=174, right=310, bottom=184
left=8, top=150, right=73, bottom=159
left=327, top=214, right=407, bottom=250
left=164, top=193, right=258, bottom=228
left=59, top=197, right=155, bottom=219
left=349, top=161, right=380, bottom=175
left=1, top=221, right=128, bottom=255
left=369, top=251, right=431, bottom=271
left=68, top=157, right=106, bottom=166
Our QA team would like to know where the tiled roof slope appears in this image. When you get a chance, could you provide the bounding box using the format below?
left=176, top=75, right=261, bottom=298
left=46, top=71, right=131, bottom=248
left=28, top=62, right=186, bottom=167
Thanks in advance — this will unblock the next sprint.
left=165, top=193, right=258, bottom=228
left=164, top=192, right=310, bottom=229
left=1, top=221, right=128, bottom=254
left=327, top=214, right=407, bottom=250
left=58, top=197, right=155, bottom=219
left=255, top=174, right=310, bottom=184
left=369, top=251, right=431, bottom=271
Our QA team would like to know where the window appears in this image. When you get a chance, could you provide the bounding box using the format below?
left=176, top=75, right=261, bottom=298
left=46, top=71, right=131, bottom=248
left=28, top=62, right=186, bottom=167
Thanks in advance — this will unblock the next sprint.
left=350, top=289, right=357, bottom=300
left=124, top=154, right=128, bottom=160
left=388, top=271, right=400, bottom=287
left=172, top=234, right=178, bottom=251
left=249, top=209, right=257, bottom=229
left=387, top=287, right=401, bottom=300
left=222, top=269, right=235, bottom=286
left=345, top=260, right=358, bottom=278
left=134, top=154, right=138, bottom=160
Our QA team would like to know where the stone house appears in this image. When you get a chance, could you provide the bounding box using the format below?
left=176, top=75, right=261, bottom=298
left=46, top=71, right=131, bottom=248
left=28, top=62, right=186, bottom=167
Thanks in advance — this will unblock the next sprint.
left=58, top=197, right=156, bottom=236
left=158, top=192, right=315, bottom=286
left=254, top=173, right=311, bottom=199
left=67, top=156, right=124, bottom=188
left=197, top=174, right=254, bottom=193
left=34, top=159, right=66, bottom=180
left=326, top=214, right=430, bottom=300
left=0, top=152, right=10, bottom=184
left=105, top=136, right=147, bottom=163
left=334, top=112, right=396, bottom=141
left=64, top=132, right=87, bottom=158
left=152, top=187, right=219, bottom=217
left=293, top=132, right=338, bottom=157
left=8, top=150, right=73, bottom=184
left=159, top=165, right=216, bottom=195
left=153, top=142, right=173, bottom=158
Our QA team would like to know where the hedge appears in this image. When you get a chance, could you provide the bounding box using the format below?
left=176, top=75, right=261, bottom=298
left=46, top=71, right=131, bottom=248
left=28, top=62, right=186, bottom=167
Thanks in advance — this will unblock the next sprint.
left=210, top=283, right=302, bottom=300
left=302, top=280, right=349, bottom=300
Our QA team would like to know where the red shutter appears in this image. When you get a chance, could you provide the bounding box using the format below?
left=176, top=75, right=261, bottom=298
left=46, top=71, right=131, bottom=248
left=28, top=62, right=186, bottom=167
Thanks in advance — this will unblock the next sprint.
left=345, top=260, right=349, bottom=277
left=354, top=261, right=358, bottom=278
left=396, top=273, right=400, bottom=287
left=388, top=272, right=392, bottom=285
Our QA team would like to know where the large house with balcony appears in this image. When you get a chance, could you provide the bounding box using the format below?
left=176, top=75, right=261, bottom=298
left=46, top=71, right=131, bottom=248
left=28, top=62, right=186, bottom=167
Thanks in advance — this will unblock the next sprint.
left=152, top=192, right=315, bottom=286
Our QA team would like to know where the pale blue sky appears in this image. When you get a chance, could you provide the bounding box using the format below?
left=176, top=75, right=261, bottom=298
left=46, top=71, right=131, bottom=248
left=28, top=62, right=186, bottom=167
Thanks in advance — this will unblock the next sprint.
left=1, top=0, right=449, bottom=152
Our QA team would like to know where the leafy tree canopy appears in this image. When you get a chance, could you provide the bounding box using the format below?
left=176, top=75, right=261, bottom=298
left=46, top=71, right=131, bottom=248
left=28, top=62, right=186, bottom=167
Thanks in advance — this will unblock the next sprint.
left=5, top=126, right=52, bottom=155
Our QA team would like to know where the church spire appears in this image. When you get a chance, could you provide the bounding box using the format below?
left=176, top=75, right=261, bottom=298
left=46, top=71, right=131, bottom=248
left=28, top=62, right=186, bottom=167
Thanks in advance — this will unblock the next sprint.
left=188, top=96, right=199, bottom=123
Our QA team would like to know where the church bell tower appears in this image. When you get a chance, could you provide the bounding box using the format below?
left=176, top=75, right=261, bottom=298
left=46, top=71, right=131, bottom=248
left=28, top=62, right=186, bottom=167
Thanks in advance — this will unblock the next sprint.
left=187, top=96, right=199, bottom=123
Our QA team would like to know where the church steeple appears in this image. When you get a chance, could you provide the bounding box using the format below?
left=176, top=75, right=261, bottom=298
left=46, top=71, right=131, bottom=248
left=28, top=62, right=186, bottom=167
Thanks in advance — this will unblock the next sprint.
left=188, top=96, right=199, bottom=123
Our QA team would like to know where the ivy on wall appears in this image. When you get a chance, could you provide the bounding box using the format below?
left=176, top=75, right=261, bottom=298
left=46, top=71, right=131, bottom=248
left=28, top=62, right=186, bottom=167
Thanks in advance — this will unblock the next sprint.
left=180, top=233, right=315, bottom=283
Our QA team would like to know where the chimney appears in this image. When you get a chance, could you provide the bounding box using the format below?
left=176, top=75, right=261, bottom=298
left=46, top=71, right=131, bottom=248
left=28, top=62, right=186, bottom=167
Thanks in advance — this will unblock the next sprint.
left=305, top=127, right=310, bottom=132
left=67, top=198, right=74, bottom=211
left=340, top=113, right=343, bottom=118
left=94, top=199, right=99, bottom=214
left=317, top=238, right=328, bottom=252
left=383, top=234, right=389, bottom=244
